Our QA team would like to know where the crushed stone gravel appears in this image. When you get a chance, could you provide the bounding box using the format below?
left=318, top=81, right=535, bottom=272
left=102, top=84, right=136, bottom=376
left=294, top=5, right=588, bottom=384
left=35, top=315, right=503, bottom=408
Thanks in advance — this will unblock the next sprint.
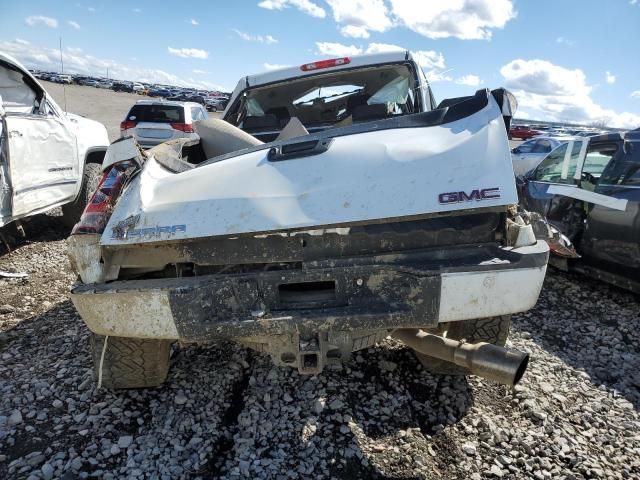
left=1, top=212, right=639, bottom=479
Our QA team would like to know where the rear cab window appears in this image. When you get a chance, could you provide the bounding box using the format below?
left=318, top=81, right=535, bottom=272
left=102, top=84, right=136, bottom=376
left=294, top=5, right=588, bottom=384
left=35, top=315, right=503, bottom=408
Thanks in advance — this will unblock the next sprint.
left=127, top=105, right=185, bottom=123
left=227, top=62, right=421, bottom=138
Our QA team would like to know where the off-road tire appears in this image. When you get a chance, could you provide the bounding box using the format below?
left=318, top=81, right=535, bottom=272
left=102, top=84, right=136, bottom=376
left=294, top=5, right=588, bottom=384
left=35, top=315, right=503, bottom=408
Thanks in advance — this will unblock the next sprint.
left=61, top=163, right=102, bottom=229
left=90, top=333, right=172, bottom=389
left=414, top=315, right=511, bottom=375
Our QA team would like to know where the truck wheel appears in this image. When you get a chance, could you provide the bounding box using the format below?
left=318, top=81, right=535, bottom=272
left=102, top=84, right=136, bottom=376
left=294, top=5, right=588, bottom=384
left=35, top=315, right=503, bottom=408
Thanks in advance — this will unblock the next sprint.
left=413, top=315, right=511, bottom=375
left=61, top=163, right=102, bottom=229
left=89, top=333, right=172, bottom=389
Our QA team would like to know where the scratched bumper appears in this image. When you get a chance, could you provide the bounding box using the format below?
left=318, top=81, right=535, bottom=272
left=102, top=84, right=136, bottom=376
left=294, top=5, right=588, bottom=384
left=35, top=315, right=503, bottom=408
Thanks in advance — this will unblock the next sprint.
left=70, top=241, right=548, bottom=341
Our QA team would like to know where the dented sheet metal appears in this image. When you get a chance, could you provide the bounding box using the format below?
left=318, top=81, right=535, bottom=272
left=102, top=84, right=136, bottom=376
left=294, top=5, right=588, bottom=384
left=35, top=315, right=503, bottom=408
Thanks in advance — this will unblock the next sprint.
left=5, top=115, right=78, bottom=218
left=102, top=96, right=517, bottom=246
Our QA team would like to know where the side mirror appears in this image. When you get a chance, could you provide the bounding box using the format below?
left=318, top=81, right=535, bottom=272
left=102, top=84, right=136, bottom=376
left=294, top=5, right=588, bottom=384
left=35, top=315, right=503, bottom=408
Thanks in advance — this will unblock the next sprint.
left=512, top=147, right=521, bottom=154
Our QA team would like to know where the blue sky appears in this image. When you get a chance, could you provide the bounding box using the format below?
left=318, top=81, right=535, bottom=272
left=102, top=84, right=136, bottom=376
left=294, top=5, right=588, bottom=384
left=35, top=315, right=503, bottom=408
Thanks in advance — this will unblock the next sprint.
left=1, top=0, right=639, bottom=127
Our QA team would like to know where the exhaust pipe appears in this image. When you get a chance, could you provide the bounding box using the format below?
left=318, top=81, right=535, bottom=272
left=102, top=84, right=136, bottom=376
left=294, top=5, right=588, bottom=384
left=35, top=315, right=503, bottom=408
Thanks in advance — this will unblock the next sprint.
left=393, top=329, right=529, bottom=386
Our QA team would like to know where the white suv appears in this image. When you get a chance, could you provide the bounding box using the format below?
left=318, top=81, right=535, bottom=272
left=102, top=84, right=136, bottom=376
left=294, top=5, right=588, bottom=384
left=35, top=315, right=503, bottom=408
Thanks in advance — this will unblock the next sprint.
left=120, top=100, right=207, bottom=148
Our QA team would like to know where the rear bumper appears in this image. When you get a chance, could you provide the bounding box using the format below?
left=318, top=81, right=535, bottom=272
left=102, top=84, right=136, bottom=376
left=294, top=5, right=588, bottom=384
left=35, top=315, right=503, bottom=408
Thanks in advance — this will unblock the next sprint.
left=70, top=241, right=548, bottom=341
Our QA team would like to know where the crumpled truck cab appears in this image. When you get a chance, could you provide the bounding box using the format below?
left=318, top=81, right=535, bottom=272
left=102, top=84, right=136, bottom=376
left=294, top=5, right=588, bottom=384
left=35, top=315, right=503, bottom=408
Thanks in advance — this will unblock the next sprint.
left=67, top=53, right=549, bottom=389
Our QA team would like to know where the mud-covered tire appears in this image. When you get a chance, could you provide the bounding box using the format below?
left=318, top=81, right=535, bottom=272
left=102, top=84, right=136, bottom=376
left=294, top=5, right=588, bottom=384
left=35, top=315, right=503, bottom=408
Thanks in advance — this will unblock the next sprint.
left=90, top=333, right=171, bottom=389
left=414, top=315, right=512, bottom=375
left=61, top=163, right=102, bottom=229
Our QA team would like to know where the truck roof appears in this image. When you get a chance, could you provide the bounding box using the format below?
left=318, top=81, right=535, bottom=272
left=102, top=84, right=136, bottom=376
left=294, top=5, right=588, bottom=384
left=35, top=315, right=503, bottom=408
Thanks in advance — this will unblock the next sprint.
left=244, top=51, right=413, bottom=89
left=224, top=51, right=416, bottom=117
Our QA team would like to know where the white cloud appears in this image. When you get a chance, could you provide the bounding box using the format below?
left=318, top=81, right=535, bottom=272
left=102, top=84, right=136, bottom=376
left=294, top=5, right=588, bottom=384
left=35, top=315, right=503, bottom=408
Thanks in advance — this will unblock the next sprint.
left=389, top=0, right=515, bottom=40
left=1, top=39, right=227, bottom=91
left=556, top=36, right=575, bottom=46
left=631, top=91, right=640, bottom=99
left=87, top=7, right=96, bottom=12
left=340, top=25, right=370, bottom=38
left=606, top=71, right=616, bottom=84
left=132, top=8, right=141, bottom=13
left=67, top=47, right=83, bottom=55
left=264, top=63, right=292, bottom=71
left=192, top=69, right=210, bottom=74
left=167, top=47, right=209, bottom=59
left=15, top=38, right=30, bottom=45
left=315, top=42, right=363, bottom=57
left=456, top=74, right=481, bottom=86
left=232, top=29, right=278, bottom=44
left=411, top=50, right=446, bottom=70
left=67, top=20, right=81, bottom=29
left=326, top=0, right=392, bottom=39
left=258, top=0, right=325, bottom=18
left=500, top=58, right=640, bottom=128
left=500, top=59, right=590, bottom=97
left=631, top=0, right=638, bottom=5
left=190, top=19, right=199, bottom=25
left=25, top=15, right=58, bottom=28
left=364, top=43, right=404, bottom=54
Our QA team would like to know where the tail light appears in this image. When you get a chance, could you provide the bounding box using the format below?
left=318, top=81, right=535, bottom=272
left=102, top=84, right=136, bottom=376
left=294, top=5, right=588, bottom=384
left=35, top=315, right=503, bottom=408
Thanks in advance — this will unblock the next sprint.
left=171, top=122, right=194, bottom=133
left=71, top=161, right=135, bottom=235
left=300, top=57, right=350, bottom=71
left=120, top=120, right=136, bottom=130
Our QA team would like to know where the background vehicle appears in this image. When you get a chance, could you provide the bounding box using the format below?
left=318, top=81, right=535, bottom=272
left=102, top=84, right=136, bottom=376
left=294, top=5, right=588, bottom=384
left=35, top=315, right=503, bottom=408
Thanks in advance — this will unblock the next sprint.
left=70, top=52, right=547, bottom=389
left=147, top=87, right=172, bottom=97
left=204, top=97, right=227, bottom=112
left=518, top=130, right=640, bottom=293
left=509, top=125, right=542, bottom=140
left=0, top=52, right=109, bottom=229
left=112, top=81, right=134, bottom=93
left=132, top=83, right=146, bottom=94
left=511, top=136, right=568, bottom=176
left=119, top=99, right=208, bottom=148
left=167, top=94, right=206, bottom=106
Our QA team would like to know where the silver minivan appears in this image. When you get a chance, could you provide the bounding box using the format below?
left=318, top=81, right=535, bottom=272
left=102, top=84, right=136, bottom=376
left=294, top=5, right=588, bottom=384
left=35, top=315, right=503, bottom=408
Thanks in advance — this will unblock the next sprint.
left=120, top=100, right=207, bottom=148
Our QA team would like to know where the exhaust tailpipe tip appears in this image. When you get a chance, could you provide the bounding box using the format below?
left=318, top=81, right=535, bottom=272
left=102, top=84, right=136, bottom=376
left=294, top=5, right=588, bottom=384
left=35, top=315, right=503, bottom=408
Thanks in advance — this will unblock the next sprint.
left=393, top=329, right=530, bottom=387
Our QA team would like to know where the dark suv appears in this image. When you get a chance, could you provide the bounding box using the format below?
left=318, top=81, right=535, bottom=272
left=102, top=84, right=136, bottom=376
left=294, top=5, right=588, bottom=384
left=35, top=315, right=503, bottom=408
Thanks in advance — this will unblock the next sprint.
left=518, top=130, right=640, bottom=293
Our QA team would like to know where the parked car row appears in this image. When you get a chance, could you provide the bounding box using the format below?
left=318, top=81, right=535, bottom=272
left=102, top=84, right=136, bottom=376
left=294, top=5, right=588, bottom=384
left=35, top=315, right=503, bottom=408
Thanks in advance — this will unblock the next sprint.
left=29, top=69, right=230, bottom=109
left=509, top=123, right=609, bottom=140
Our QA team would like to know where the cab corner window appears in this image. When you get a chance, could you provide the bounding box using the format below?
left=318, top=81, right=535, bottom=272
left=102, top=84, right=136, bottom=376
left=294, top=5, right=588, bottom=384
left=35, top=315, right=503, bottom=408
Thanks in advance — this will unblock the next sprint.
left=581, top=143, right=618, bottom=191
left=598, top=142, right=640, bottom=188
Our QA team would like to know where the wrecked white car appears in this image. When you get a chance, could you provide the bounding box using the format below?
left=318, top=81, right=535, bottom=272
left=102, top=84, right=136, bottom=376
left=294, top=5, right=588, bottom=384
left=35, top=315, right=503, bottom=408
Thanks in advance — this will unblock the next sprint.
left=0, top=52, right=109, bottom=229
left=68, top=52, right=549, bottom=389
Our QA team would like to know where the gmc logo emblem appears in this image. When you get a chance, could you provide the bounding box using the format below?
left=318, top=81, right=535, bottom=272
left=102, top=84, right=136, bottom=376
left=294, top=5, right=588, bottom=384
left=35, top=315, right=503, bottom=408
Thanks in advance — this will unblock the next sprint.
left=438, top=187, right=501, bottom=204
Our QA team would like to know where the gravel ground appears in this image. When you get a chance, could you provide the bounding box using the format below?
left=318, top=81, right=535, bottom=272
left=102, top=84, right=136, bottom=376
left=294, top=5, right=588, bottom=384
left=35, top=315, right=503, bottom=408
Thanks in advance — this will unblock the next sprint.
left=0, top=212, right=639, bottom=479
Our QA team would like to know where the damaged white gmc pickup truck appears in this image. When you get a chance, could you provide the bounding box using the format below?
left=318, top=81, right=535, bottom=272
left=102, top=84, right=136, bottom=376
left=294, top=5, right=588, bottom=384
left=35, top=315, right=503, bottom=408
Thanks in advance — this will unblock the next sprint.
left=67, top=52, right=550, bottom=389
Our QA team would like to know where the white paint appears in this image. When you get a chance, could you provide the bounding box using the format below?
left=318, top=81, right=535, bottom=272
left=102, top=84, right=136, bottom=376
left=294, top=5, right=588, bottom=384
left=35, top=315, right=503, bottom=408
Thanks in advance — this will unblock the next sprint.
left=438, top=264, right=548, bottom=323
left=5, top=114, right=78, bottom=218
left=103, top=95, right=518, bottom=245
left=71, top=289, right=180, bottom=339
left=547, top=184, right=628, bottom=211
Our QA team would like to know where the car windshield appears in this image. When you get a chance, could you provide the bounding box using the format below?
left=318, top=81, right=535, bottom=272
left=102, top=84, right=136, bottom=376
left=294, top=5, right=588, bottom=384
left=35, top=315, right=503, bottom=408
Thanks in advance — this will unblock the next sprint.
left=231, top=63, right=418, bottom=130
left=127, top=105, right=185, bottom=123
